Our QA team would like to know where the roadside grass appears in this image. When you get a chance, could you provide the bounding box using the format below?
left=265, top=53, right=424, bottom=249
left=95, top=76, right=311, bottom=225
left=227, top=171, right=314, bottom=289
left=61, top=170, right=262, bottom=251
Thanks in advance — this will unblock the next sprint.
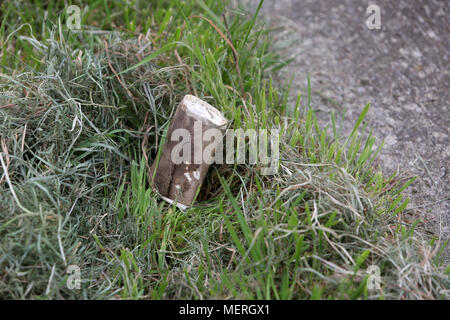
left=0, top=0, right=448, bottom=299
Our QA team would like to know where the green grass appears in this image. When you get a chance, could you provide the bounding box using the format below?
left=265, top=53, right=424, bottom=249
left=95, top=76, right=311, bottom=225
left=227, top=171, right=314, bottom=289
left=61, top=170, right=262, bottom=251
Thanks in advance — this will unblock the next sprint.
left=0, top=0, right=448, bottom=299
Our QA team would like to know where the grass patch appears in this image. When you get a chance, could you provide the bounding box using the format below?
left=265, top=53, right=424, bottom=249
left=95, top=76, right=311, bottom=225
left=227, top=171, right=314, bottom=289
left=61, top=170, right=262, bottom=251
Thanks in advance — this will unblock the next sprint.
left=0, top=0, right=448, bottom=299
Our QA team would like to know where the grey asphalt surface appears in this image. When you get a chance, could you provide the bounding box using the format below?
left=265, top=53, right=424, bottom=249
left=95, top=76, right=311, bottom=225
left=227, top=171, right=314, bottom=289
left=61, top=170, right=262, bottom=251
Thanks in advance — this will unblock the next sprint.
left=244, top=0, right=449, bottom=253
